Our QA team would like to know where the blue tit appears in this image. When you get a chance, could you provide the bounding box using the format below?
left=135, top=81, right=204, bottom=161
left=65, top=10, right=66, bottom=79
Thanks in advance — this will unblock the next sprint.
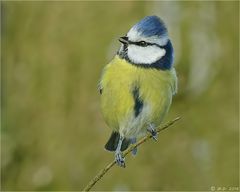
left=99, top=16, right=177, bottom=167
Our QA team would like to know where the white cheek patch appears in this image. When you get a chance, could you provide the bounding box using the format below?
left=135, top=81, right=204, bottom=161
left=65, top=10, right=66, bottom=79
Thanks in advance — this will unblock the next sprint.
left=127, top=45, right=166, bottom=65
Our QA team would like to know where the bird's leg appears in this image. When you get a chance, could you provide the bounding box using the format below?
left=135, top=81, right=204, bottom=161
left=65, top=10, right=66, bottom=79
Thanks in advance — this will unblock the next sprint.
left=130, top=137, right=137, bottom=155
left=115, top=136, right=125, bottom=168
left=147, top=123, right=158, bottom=141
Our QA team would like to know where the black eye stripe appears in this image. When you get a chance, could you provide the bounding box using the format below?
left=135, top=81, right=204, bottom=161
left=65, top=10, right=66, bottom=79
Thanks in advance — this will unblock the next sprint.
left=136, top=41, right=148, bottom=46
left=128, top=40, right=165, bottom=48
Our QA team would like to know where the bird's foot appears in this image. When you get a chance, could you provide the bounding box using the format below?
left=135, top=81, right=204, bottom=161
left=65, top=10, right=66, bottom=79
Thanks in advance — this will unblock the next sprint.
left=147, top=123, right=158, bottom=141
left=131, top=138, right=137, bottom=156
left=115, top=152, right=125, bottom=168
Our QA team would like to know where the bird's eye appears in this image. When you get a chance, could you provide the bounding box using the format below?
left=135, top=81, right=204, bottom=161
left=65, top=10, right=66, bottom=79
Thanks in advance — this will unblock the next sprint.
left=138, top=41, right=148, bottom=47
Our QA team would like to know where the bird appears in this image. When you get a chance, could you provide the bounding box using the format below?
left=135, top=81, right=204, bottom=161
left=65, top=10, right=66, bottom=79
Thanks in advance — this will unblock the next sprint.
left=98, top=15, right=177, bottom=167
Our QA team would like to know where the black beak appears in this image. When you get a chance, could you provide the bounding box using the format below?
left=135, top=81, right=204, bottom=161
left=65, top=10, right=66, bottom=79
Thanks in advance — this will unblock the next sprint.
left=119, top=36, right=129, bottom=45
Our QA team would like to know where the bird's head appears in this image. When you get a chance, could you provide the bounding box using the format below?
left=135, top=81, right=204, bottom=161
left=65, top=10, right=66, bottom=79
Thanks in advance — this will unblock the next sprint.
left=118, top=16, right=173, bottom=70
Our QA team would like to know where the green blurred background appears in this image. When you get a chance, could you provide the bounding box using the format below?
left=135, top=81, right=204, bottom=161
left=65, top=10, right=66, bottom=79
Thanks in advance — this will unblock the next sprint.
left=1, top=1, right=239, bottom=191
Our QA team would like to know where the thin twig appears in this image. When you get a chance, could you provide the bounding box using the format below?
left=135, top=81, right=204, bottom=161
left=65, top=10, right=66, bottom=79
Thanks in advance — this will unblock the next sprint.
left=82, top=116, right=181, bottom=191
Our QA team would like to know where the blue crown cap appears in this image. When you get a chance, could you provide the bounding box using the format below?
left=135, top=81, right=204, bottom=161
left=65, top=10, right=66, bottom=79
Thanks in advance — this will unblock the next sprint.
left=131, top=16, right=167, bottom=37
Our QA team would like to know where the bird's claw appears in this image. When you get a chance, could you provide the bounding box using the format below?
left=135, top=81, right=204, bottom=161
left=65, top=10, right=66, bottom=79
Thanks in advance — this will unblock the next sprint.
left=152, top=132, right=158, bottom=141
left=130, top=137, right=137, bottom=155
left=115, top=152, right=126, bottom=168
left=148, top=124, right=158, bottom=141
left=131, top=147, right=138, bottom=155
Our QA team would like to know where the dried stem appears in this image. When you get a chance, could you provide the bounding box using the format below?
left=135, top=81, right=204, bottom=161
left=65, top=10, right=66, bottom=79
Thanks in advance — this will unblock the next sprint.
left=82, top=116, right=181, bottom=191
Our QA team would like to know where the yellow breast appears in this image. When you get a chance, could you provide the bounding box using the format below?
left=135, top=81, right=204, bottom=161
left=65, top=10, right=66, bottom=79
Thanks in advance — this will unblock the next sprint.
left=100, top=55, right=177, bottom=138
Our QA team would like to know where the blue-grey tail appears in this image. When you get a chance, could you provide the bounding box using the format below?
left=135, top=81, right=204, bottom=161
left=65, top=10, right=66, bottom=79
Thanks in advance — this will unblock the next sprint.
left=105, top=132, right=130, bottom=152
